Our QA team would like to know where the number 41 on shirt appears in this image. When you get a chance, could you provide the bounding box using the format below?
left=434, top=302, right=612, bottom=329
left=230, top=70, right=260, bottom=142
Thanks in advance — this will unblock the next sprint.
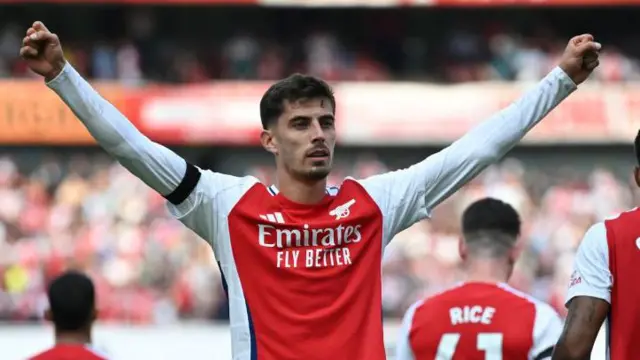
left=437, top=332, right=503, bottom=359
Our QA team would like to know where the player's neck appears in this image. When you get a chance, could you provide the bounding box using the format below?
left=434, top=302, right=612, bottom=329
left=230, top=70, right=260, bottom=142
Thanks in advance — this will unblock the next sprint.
left=276, top=171, right=327, bottom=204
left=55, top=331, right=92, bottom=346
left=464, top=259, right=511, bottom=284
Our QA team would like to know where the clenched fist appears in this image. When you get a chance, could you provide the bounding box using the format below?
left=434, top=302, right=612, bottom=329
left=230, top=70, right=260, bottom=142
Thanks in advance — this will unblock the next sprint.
left=19, top=21, right=67, bottom=82
left=559, top=34, right=601, bottom=85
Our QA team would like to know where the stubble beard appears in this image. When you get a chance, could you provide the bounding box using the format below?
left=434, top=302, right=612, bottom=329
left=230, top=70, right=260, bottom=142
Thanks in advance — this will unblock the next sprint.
left=294, top=159, right=332, bottom=182
left=306, top=165, right=331, bottom=181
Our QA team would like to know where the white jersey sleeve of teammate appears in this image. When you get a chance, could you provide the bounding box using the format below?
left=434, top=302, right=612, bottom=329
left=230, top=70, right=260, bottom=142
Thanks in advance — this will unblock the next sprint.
left=529, top=302, right=563, bottom=360
left=395, top=301, right=421, bottom=360
left=358, top=67, right=576, bottom=248
left=565, top=222, right=612, bottom=305
left=46, top=63, right=248, bottom=248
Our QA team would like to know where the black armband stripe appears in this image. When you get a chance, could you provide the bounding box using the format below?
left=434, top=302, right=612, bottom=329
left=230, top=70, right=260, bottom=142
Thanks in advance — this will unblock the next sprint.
left=533, top=346, right=554, bottom=360
left=164, top=162, right=201, bottom=205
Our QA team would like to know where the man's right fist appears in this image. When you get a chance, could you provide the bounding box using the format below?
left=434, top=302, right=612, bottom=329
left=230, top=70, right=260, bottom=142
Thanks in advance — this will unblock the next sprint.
left=19, top=21, right=66, bottom=82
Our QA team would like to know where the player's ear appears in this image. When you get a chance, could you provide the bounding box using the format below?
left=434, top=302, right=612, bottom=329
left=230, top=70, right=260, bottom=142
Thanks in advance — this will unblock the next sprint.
left=91, top=308, right=98, bottom=323
left=44, top=309, right=53, bottom=322
left=260, top=129, right=278, bottom=156
left=634, top=166, right=640, bottom=187
left=458, top=237, right=467, bottom=261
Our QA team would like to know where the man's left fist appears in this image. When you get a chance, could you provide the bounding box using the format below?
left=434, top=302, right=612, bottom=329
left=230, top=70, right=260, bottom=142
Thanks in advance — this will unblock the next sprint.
left=559, top=34, right=601, bottom=85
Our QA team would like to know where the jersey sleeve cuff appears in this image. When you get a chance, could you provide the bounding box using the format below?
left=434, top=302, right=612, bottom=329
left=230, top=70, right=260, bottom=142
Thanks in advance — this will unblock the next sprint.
left=550, top=66, right=578, bottom=92
left=565, top=288, right=611, bottom=307
left=45, top=61, right=73, bottom=89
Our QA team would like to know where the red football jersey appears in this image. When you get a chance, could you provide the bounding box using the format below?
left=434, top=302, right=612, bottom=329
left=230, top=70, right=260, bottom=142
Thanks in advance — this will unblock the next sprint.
left=28, top=344, right=108, bottom=360
left=46, top=58, right=577, bottom=359
left=567, top=207, right=640, bottom=359
left=397, top=282, right=562, bottom=360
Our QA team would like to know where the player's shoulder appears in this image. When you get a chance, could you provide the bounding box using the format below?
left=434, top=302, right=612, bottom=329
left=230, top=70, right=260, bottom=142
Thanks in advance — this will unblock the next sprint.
left=402, top=297, right=427, bottom=321
left=605, top=206, right=640, bottom=220
left=347, top=168, right=399, bottom=190
left=28, top=347, right=63, bottom=360
left=409, top=282, right=541, bottom=318
left=324, top=177, right=377, bottom=200
left=578, top=221, right=608, bottom=252
left=28, top=345, right=110, bottom=360
left=495, top=283, right=559, bottom=318
left=168, top=170, right=262, bottom=219
left=27, top=349, right=50, bottom=360
left=199, top=169, right=261, bottom=194
left=495, top=283, right=541, bottom=304
left=602, top=207, right=640, bottom=229
left=199, top=170, right=286, bottom=206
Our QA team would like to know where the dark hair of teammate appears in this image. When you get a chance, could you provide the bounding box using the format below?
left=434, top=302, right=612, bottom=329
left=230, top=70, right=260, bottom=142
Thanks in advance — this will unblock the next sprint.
left=634, top=130, right=640, bottom=189
left=461, top=197, right=521, bottom=259
left=45, top=270, right=97, bottom=340
left=259, top=74, right=336, bottom=130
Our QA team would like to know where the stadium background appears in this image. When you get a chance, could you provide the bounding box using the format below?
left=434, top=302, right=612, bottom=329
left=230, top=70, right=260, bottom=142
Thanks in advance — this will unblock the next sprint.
left=0, top=0, right=636, bottom=358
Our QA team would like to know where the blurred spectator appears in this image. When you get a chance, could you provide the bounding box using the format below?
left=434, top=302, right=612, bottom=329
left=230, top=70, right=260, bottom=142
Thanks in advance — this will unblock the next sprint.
left=0, top=4, right=637, bottom=326
left=0, top=153, right=634, bottom=323
left=2, top=7, right=640, bottom=83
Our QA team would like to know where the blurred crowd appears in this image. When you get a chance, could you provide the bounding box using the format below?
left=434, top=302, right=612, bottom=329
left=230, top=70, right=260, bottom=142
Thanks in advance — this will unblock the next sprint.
left=1, top=1, right=639, bottom=327
left=2, top=8, right=640, bottom=83
left=0, top=152, right=637, bottom=324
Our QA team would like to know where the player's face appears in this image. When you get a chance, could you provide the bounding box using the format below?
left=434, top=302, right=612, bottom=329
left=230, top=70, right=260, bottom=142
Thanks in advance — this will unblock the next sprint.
left=270, top=97, right=336, bottom=181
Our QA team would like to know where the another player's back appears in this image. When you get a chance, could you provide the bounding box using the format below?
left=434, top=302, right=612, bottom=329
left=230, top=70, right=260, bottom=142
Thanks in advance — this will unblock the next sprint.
left=29, top=344, right=108, bottom=360
left=405, top=282, right=560, bottom=360
left=603, top=207, right=640, bottom=358
left=557, top=207, right=640, bottom=360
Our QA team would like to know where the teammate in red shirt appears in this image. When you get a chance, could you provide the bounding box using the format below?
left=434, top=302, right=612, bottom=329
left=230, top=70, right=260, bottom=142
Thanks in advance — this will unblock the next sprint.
left=28, top=271, right=108, bottom=360
left=20, top=21, right=600, bottom=360
left=396, top=198, right=562, bottom=360
left=552, top=131, right=640, bottom=360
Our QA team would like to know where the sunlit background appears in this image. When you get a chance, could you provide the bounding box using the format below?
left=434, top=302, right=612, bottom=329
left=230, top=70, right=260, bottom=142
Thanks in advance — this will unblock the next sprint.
left=1, top=1, right=638, bottom=359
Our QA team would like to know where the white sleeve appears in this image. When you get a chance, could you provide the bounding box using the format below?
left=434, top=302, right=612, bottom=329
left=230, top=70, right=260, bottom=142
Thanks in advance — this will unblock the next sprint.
left=46, top=63, right=186, bottom=198
left=529, top=302, right=563, bottom=360
left=565, top=222, right=612, bottom=305
left=395, top=301, right=420, bottom=360
left=359, top=67, right=576, bottom=247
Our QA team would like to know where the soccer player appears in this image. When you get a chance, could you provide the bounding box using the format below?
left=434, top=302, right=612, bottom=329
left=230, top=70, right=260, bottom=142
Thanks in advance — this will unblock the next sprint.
left=552, top=131, right=640, bottom=360
left=28, top=271, right=108, bottom=360
left=396, top=198, right=563, bottom=360
left=20, top=21, right=600, bottom=360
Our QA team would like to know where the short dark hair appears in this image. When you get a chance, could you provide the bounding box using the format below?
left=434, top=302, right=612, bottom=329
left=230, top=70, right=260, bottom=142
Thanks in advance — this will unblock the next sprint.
left=259, top=74, right=335, bottom=129
left=461, top=198, right=521, bottom=258
left=47, top=271, right=95, bottom=331
left=635, top=130, right=640, bottom=165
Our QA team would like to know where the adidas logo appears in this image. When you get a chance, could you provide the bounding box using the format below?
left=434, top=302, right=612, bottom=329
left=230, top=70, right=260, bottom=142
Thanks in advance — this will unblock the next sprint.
left=259, top=212, right=286, bottom=224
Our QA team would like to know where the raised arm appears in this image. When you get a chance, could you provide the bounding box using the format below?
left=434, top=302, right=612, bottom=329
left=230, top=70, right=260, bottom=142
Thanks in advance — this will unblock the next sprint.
left=20, top=21, right=194, bottom=205
left=359, top=35, right=601, bottom=246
